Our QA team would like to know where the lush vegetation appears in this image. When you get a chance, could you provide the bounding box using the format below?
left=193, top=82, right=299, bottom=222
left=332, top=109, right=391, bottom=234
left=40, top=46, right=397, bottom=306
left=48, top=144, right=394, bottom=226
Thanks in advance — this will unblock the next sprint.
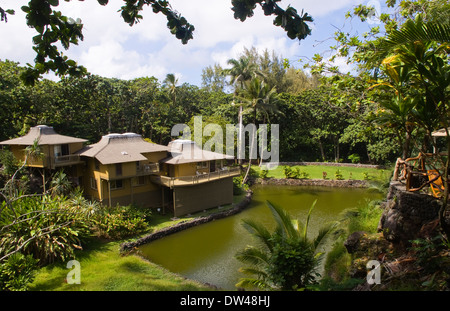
left=1, top=0, right=449, bottom=291
left=235, top=200, right=336, bottom=290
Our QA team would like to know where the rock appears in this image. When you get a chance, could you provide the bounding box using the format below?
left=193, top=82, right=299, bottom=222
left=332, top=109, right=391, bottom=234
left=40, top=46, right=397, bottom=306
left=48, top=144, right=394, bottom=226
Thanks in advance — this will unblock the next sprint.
left=379, top=181, right=442, bottom=248
left=344, top=231, right=367, bottom=254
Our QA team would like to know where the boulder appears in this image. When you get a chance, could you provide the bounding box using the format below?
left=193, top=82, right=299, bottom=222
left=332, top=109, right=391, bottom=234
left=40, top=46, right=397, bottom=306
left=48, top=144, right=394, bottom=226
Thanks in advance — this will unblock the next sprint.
left=378, top=181, right=442, bottom=247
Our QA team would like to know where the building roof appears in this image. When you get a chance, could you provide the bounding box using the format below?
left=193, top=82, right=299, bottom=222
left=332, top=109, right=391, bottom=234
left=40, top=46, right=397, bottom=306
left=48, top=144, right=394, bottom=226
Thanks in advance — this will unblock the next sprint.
left=0, top=125, right=87, bottom=146
left=161, top=139, right=234, bottom=165
left=76, top=133, right=168, bottom=165
left=432, top=128, right=450, bottom=137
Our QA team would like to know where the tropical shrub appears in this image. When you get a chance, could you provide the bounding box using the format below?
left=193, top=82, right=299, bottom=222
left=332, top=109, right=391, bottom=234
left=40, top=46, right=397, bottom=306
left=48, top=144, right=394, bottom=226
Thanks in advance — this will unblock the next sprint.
left=235, top=200, right=336, bottom=290
left=259, top=168, right=269, bottom=179
left=91, top=204, right=150, bottom=240
left=0, top=252, right=38, bottom=291
left=335, top=169, right=344, bottom=180
left=283, top=166, right=310, bottom=179
left=348, top=154, right=360, bottom=164
left=0, top=195, right=93, bottom=265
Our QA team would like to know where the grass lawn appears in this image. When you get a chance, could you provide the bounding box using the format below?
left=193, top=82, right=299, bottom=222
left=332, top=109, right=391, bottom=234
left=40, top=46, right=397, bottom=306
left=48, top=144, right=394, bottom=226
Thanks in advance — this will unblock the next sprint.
left=29, top=195, right=245, bottom=291
left=29, top=239, right=212, bottom=291
left=253, top=164, right=392, bottom=183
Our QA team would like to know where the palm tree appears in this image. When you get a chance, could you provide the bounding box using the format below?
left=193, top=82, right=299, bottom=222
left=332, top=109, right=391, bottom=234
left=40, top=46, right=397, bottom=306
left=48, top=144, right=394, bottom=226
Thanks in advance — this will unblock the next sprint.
left=223, top=57, right=263, bottom=91
left=163, top=73, right=179, bottom=104
left=239, top=78, right=280, bottom=182
left=235, top=200, right=336, bottom=290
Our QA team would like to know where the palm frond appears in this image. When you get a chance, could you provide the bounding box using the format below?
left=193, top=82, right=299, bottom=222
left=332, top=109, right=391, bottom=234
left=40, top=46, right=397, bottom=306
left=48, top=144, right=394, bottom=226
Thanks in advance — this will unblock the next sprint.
left=241, top=218, right=274, bottom=251
left=235, top=246, right=270, bottom=267
left=235, top=277, right=272, bottom=290
left=374, top=16, right=450, bottom=63
left=312, top=221, right=338, bottom=252
left=266, top=200, right=299, bottom=240
left=303, top=199, right=317, bottom=241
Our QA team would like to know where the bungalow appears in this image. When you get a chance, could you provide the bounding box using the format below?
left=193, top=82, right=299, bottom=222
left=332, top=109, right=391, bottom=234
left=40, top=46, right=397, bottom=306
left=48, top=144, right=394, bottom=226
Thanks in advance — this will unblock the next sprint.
left=0, top=125, right=87, bottom=189
left=1, top=126, right=241, bottom=217
left=151, top=139, right=241, bottom=217
left=76, top=133, right=168, bottom=208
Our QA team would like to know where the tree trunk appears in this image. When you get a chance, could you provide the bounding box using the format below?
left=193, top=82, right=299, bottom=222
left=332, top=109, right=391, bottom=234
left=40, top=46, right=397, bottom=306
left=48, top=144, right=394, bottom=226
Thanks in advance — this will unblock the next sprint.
left=318, top=139, right=325, bottom=162
left=439, top=130, right=450, bottom=239
left=402, top=126, right=412, bottom=160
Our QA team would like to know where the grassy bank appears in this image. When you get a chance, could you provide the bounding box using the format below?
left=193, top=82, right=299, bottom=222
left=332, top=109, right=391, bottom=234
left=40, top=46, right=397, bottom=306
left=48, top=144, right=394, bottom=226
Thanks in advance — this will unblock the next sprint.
left=29, top=239, right=211, bottom=291
left=29, top=194, right=246, bottom=291
left=252, top=164, right=391, bottom=182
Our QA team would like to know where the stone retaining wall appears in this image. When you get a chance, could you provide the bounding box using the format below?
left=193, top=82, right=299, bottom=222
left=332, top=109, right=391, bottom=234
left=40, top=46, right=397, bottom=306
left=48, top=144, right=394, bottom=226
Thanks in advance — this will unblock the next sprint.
left=255, top=178, right=369, bottom=188
left=378, top=181, right=442, bottom=247
left=268, top=162, right=383, bottom=169
left=120, top=191, right=253, bottom=252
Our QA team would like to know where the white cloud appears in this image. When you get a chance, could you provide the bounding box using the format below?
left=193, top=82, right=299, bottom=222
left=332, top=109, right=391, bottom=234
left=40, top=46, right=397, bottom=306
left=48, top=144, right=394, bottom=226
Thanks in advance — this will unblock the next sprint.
left=1, top=0, right=367, bottom=85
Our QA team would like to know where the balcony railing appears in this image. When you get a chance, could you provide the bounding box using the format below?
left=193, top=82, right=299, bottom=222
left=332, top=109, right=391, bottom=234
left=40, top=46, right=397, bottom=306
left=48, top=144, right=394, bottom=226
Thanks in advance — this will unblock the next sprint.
left=48, top=155, right=82, bottom=168
left=151, top=166, right=241, bottom=188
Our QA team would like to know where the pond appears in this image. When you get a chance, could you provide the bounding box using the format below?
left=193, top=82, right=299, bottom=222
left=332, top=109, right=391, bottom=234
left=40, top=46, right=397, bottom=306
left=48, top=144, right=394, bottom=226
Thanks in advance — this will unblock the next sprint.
left=138, top=185, right=384, bottom=290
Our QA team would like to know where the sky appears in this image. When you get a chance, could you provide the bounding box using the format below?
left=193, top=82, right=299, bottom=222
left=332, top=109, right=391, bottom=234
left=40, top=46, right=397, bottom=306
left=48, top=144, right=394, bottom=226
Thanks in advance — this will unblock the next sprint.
left=0, top=0, right=384, bottom=86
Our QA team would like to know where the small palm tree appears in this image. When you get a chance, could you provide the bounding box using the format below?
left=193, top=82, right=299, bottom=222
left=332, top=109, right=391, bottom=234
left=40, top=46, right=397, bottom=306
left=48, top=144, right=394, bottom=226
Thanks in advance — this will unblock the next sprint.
left=50, top=170, right=72, bottom=197
left=163, top=73, right=179, bottom=103
left=235, top=200, right=336, bottom=290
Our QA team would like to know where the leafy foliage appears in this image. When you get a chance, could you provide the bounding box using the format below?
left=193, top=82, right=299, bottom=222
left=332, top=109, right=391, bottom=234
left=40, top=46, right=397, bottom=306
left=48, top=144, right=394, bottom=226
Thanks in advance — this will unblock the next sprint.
left=235, top=200, right=336, bottom=290
left=91, top=204, right=151, bottom=240
left=0, top=195, right=93, bottom=265
left=0, top=252, right=38, bottom=291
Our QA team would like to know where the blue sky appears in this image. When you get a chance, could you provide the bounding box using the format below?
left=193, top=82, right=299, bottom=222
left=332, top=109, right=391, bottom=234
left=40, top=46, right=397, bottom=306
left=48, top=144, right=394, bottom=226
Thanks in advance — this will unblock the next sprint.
left=0, top=0, right=384, bottom=86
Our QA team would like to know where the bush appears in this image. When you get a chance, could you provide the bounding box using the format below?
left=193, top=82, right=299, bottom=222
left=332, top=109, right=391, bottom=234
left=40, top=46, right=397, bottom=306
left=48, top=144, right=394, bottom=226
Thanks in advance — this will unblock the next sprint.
left=91, top=204, right=150, bottom=240
left=335, top=169, right=344, bottom=180
left=259, top=168, right=269, bottom=179
left=348, top=154, right=360, bottom=164
left=0, top=253, right=38, bottom=291
left=268, top=238, right=318, bottom=290
left=283, top=166, right=309, bottom=179
left=0, top=195, right=93, bottom=265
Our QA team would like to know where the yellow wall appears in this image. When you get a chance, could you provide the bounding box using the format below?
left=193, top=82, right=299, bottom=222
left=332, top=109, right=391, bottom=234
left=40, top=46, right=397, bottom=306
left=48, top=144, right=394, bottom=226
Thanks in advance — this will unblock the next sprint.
left=167, top=161, right=211, bottom=178
left=9, top=143, right=85, bottom=168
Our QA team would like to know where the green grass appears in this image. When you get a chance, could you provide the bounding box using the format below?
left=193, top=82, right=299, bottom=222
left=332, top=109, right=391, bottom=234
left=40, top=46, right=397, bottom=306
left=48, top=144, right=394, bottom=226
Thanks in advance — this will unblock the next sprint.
left=29, top=195, right=247, bottom=291
left=29, top=239, right=212, bottom=291
left=254, top=164, right=392, bottom=183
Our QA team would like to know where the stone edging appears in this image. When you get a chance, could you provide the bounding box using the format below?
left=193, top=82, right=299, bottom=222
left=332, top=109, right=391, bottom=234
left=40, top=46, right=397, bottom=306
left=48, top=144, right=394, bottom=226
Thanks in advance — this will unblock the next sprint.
left=271, top=162, right=383, bottom=169
left=254, top=178, right=369, bottom=188
left=120, top=191, right=253, bottom=252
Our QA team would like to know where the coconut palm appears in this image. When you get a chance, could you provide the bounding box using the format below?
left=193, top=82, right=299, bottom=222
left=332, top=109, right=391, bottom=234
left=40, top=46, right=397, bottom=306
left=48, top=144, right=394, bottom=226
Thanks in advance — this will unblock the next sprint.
left=163, top=73, right=179, bottom=104
left=235, top=200, right=336, bottom=290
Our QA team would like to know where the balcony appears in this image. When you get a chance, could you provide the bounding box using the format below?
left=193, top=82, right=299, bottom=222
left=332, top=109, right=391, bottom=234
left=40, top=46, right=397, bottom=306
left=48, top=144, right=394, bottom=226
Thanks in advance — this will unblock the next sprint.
left=48, top=155, right=83, bottom=169
left=151, top=166, right=241, bottom=188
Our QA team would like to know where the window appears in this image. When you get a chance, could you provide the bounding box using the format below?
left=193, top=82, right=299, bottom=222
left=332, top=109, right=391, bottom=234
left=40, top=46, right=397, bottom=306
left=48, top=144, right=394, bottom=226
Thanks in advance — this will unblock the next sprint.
left=116, top=163, right=122, bottom=176
left=110, top=180, right=123, bottom=190
left=94, top=160, right=100, bottom=171
left=90, top=177, right=97, bottom=190
left=54, top=144, right=69, bottom=157
left=196, top=161, right=208, bottom=169
left=133, top=176, right=145, bottom=186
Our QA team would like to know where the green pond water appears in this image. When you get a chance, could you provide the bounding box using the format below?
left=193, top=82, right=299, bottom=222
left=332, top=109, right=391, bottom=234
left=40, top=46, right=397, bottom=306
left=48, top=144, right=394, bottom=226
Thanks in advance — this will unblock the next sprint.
left=138, top=185, right=384, bottom=290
